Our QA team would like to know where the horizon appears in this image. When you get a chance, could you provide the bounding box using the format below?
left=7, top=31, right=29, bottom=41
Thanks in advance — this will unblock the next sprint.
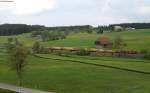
left=1, top=22, right=150, bottom=27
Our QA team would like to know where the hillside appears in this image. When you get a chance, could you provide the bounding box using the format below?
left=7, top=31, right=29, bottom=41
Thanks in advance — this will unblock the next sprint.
left=0, top=28, right=150, bottom=93
left=0, top=29, right=149, bottom=51
left=43, top=29, right=150, bottom=51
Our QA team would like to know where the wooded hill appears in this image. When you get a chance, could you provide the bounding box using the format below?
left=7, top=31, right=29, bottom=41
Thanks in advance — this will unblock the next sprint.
left=0, top=23, right=150, bottom=36
left=110, top=23, right=150, bottom=29
left=0, top=24, right=45, bottom=36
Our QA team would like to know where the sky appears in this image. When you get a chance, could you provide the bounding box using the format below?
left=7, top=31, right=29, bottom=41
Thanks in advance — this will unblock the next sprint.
left=0, top=0, right=150, bottom=26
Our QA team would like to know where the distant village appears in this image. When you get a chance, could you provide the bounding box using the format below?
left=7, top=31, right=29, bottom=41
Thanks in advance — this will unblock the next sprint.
left=113, top=26, right=135, bottom=32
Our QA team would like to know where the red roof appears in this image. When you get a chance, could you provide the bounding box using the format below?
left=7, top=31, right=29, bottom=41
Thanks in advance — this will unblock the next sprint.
left=97, top=37, right=111, bottom=45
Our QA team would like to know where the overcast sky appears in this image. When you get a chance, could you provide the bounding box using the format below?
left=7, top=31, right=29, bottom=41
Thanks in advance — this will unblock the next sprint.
left=0, top=0, right=150, bottom=26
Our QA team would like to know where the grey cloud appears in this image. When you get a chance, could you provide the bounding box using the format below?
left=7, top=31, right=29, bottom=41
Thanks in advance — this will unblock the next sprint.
left=0, top=0, right=150, bottom=26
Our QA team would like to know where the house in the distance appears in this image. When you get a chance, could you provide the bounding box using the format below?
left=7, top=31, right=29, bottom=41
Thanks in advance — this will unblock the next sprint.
left=95, top=37, right=112, bottom=48
left=125, top=27, right=135, bottom=31
left=113, top=26, right=123, bottom=31
left=113, top=26, right=135, bottom=32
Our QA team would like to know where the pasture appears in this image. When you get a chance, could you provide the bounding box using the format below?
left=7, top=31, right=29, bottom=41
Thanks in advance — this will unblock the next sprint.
left=0, top=51, right=150, bottom=93
left=0, top=29, right=150, bottom=50
left=43, top=29, right=150, bottom=50
left=0, top=29, right=150, bottom=93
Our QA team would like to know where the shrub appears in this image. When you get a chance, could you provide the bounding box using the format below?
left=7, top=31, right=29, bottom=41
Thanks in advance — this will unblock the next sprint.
left=76, top=49, right=90, bottom=56
left=113, top=35, right=126, bottom=49
left=32, top=42, right=41, bottom=53
left=40, top=31, right=67, bottom=41
left=39, top=47, right=50, bottom=54
left=32, top=42, right=49, bottom=54
left=142, top=50, right=150, bottom=60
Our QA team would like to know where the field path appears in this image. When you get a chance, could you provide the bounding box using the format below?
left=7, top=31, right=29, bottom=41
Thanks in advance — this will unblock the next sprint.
left=0, top=83, right=54, bottom=93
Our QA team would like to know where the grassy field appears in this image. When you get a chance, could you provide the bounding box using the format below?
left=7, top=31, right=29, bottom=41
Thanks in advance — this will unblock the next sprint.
left=37, top=54, right=150, bottom=73
left=0, top=89, right=17, bottom=93
left=43, top=29, right=150, bottom=50
left=0, top=29, right=150, bottom=50
left=0, top=33, right=40, bottom=47
left=0, top=51, right=150, bottom=93
left=0, top=29, right=150, bottom=93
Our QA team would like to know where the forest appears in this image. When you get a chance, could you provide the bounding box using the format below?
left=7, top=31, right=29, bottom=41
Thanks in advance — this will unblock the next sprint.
left=0, top=23, right=150, bottom=36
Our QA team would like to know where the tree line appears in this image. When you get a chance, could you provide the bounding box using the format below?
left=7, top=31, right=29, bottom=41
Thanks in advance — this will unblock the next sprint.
left=0, top=24, right=45, bottom=36
left=1, top=23, right=150, bottom=36
left=109, top=23, right=150, bottom=29
left=0, top=24, right=111, bottom=36
left=31, top=31, right=67, bottom=41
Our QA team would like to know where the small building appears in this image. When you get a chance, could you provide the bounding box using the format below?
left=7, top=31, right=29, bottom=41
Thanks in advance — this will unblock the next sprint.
left=113, top=26, right=123, bottom=31
left=95, top=37, right=112, bottom=48
left=125, top=27, right=135, bottom=31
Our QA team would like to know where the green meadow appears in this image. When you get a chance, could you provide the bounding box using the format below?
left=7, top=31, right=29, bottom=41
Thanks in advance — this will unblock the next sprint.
left=0, top=51, right=150, bottom=93
left=0, top=29, right=150, bottom=50
left=0, top=33, right=40, bottom=47
left=0, top=29, right=150, bottom=93
left=43, top=29, right=150, bottom=50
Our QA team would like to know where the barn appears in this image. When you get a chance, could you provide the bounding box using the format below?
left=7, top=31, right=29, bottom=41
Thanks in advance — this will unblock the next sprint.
left=95, top=37, right=112, bottom=48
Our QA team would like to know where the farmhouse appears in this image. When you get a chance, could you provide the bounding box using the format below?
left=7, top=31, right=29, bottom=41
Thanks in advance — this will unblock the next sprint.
left=113, top=26, right=123, bottom=31
left=95, top=37, right=112, bottom=47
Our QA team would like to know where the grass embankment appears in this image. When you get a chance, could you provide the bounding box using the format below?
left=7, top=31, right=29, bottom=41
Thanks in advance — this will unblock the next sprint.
left=0, top=89, right=17, bottom=93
